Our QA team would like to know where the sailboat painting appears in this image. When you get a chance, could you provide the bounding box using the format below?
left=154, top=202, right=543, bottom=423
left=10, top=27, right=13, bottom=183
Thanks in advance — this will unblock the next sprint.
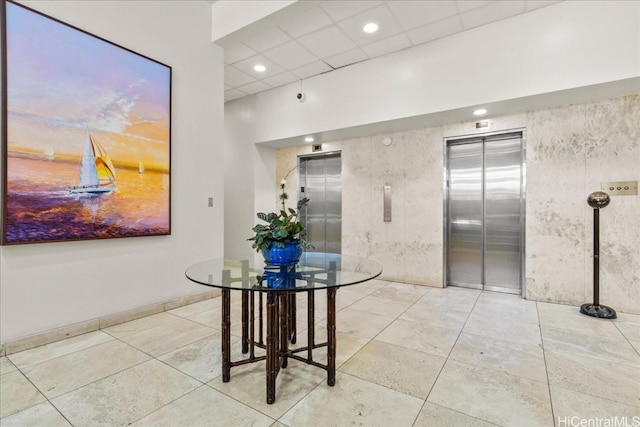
left=70, top=131, right=117, bottom=194
left=2, top=1, right=171, bottom=244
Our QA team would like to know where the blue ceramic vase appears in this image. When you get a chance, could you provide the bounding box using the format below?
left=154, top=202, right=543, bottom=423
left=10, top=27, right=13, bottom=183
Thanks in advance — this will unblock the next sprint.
left=262, top=241, right=303, bottom=266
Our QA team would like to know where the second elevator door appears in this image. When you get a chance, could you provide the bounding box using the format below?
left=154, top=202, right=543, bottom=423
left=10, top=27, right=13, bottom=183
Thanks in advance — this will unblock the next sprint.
left=446, top=132, right=524, bottom=295
left=299, top=153, right=341, bottom=254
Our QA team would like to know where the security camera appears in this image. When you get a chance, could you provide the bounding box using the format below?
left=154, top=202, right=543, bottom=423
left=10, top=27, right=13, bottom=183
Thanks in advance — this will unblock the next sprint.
left=296, top=92, right=306, bottom=102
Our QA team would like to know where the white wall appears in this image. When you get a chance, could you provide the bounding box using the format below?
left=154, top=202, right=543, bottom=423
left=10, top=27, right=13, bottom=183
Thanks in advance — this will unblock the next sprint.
left=0, top=1, right=224, bottom=342
left=223, top=95, right=278, bottom=261
left=245, top=0, right=639, bottom=143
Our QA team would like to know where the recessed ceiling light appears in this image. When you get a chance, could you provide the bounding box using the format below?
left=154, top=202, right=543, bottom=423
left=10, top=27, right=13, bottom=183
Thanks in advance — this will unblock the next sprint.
left=473, top=108, right=488, bottom=116
left=305, top=136, right=314, bottom=143
left=254, top=64, right=266, bottom=72
left=363, top=23, right=378, bottom=34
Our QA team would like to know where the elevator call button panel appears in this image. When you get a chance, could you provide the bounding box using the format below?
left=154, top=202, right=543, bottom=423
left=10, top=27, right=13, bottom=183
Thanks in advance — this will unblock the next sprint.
left=600, top=181, right=638, bottom=196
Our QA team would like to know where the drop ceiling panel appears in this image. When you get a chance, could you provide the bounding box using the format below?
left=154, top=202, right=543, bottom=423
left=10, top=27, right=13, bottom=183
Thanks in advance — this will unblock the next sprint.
left=262, top=41, right=318, bottom=70
left=387, top=1, right=458, bottom=30
left=291, top=60, right=333, bottom=80
left=224, top=42, right=256, bottom=64
left=233, top=55, right=285, bottom=79
left=243, top=26, right=291, bottom=52
left=362, top=33, right=412, bottom=58
left=297, top=26, right=358, bottom=59
left=224, top=66, right=256, bottom=87
left=460, top=1, right=526, bottom=29
left=455, top=0, right=494, bottom=13
left=406, top=15, right=463, bottom=45
left=324, top=47, right=369, bottom=69
left=319, top=1, right=384, bottom=22
left=222, top=0, right=562, bottom=102
left=338, top=4, right=404, bottom=46
left=278, top=6, right=334, bottom=38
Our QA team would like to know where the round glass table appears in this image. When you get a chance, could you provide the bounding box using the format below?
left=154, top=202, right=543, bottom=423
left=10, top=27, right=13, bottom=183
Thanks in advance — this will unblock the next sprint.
left=185, top=253, right=382, bottom=404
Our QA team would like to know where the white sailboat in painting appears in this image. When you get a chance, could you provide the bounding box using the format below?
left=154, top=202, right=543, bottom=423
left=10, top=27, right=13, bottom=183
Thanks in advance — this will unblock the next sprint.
left=138, top=160, right=145, bottom=174
left=71, top=130, right=117, bottom=194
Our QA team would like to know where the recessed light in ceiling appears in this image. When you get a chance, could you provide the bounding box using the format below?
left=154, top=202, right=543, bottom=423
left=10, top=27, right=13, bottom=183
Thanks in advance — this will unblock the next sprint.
left=363, top=23, right=378, bottom=34
left=473, top=108, right=488, bottom=116
left=305, top=136, right=314, bottom=143
left=254, top=64, right=266, bottom=72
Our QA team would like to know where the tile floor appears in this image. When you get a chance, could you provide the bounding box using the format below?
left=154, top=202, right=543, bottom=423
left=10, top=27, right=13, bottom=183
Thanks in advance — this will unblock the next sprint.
left=1, top=280, right=639, bottom=426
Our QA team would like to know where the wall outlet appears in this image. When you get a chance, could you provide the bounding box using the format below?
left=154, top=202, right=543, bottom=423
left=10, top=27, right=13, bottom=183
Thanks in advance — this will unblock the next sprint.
left=208, top=197, right=214, bottom=207
left=600, top=181, right=638, bottom=196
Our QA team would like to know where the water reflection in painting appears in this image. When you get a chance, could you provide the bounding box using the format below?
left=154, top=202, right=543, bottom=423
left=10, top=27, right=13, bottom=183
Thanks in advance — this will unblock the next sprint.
left=3, top=1, right=171, bottom=244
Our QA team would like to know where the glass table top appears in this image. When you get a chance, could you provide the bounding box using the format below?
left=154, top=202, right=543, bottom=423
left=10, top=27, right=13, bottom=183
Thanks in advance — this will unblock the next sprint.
left=185, top=252, right=382, bottom=292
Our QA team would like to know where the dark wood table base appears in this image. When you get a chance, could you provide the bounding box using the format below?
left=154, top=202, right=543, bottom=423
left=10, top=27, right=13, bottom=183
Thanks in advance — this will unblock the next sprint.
left=220, top=287, right=338, bottom=404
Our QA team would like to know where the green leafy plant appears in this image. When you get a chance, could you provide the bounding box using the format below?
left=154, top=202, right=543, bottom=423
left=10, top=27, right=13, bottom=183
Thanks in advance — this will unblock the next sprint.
left=248, top=179, right=312, bottom=252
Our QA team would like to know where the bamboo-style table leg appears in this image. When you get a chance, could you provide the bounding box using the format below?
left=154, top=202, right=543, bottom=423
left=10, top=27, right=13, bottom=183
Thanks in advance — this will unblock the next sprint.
left=307, top=290, right=315, bottom=361
left=221, top=289, right=231, bottom=382
left=327, top=288, right=337, bottom=386
left=266, top=292, right=278, bottom=404
left=280, top=293, right=289, bottom=369
left=241, top=290, right=249, bottom=353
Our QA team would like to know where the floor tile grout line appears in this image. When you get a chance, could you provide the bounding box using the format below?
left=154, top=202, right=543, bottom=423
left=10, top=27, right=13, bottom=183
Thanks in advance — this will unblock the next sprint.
left=611, top=320, right=640, bottom=358
left=538, top=300, right=559, bottom=427
left=409, top=288, right=484, bottom=426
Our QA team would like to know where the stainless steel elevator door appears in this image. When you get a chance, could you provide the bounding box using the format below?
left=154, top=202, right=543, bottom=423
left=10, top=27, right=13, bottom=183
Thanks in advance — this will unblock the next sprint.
left=446, top=132, right=524, bottom=295
left=484, top=135, right=523, bottom=292
left=447, top=141, right=484, bottom=288
left=299, top=154, right=341, bottom=254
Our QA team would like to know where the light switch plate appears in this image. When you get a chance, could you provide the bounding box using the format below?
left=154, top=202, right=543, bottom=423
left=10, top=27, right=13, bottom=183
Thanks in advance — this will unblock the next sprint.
left=600, top=181, right=637, bottom=196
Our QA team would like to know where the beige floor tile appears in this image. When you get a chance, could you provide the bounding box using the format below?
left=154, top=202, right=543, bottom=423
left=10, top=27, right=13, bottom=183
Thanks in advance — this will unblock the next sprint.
left=538, top=302, right=621, bottom=335
left=209, top=359, right=326, bottom=419
left=474, top=292, right=539, bottom=324
left=8, top=331, right=114, bottom=369
left=413, top=401, right=498, bottom=427
left=348, top=295, right=412, bottom=317
left=0, top=401, right=72, bottom=427
left=0, top=370, right=46, bottom=418
left=131, top=385, right=274, bottom=426
left=428, top=360, right=554, bottom=426
left=21, top=339, right=150, bottom=399
left=158, top=332, right=244, bottom=383
left=51, top=359, right=200, bottom=426
left=348, top=279, right=390, bottom=295
left=289, top=330, right=370, bottom=368
left=450, top=332, right=547, bottom=383
left=542, top=324, right=640, bottom=367
left=613, top=316, right=640, bottom=352
left=550, top=385, right=640, bottom=422
left=416, top=287, right=480, bottom=312
left=463, top=312, right=542, bottom=347
left=335, top=288, right=367, bottom=310
left=319, top=308, right=395, bottom=340
left=376, top=318, right=460, bottom=358
left=279, top=371, right=424, bottom=427
left=105, top=313, right=216, bottom=357
left=168, top=298, right=218, bottom=319
left=400, top=303, right=470, bottom=330
left=1, top=356, right=17, bottom=374
left=371, top=281, right=432, bottom=303
left=103, top=312, right=179, bottom=336
left=340, top=339, right=445, bottom=399
left=545, top=350, right=640, bottom=407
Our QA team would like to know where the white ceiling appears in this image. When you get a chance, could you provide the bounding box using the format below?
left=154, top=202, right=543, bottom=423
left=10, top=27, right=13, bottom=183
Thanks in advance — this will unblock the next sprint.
left=220, top=0, right=562, bottom=102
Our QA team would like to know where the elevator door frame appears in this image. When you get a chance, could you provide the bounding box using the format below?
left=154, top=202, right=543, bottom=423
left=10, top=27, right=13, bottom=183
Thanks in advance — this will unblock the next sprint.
left=298, top=151, right=342, bottom=255
left=443, top=129, right=527, bottom=297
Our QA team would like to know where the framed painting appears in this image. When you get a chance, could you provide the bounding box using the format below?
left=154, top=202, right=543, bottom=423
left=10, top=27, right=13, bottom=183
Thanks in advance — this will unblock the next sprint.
left=1, top=0, right=171, bottom=245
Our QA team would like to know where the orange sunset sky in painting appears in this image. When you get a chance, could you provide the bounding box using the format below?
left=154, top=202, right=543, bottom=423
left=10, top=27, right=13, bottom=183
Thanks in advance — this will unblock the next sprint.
left=6, top=1, right=170, bottom=172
